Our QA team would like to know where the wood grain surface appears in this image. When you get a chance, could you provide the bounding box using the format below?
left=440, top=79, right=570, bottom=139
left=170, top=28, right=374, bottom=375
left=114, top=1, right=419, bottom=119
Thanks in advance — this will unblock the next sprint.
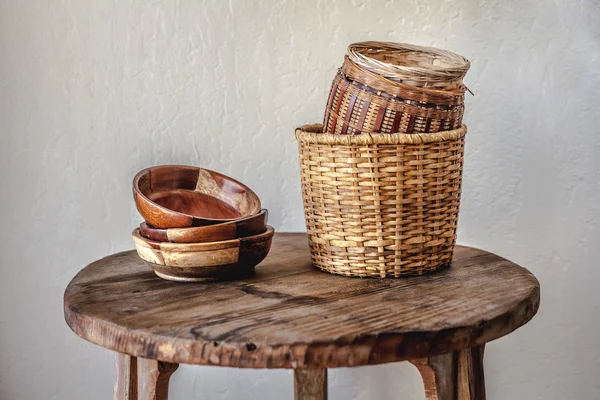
left=64, top=233, right=539, bottom=369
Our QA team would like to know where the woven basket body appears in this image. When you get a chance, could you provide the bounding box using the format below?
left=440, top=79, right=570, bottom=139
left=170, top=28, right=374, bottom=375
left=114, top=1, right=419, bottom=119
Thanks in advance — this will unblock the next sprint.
left=296, top=124, right=467, bottom=278
left=324, top=57, right=465, bottom=135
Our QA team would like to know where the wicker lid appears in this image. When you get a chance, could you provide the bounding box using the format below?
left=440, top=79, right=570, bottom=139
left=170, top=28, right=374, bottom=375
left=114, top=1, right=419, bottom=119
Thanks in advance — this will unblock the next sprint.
left=347, top=41, right=470, bottom=90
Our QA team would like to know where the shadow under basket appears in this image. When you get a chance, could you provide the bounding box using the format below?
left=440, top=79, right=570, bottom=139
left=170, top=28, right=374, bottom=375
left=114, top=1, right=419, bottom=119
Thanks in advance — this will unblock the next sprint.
left=295, top=124, right=467, bottom=278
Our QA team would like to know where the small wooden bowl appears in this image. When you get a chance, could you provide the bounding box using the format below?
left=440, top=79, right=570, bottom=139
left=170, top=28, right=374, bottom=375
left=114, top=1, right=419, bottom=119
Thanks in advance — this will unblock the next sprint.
left=139, top=209, right=268, bottom=243
left=132, top=226, right=275, bottom=282
left=133, top=165, right=261, bottom=228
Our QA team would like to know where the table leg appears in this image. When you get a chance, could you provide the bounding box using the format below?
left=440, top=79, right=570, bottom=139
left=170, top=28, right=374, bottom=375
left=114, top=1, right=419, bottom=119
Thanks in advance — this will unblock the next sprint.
left=294, top=368, right=327, bottom=400
left=457, top=346, right=486, bottom=400
left=114, top=354, right=138, bottom=400
left=138, top=358, right=179, bottom=400
left=409, top=352, right=455, bottom=400
left=409, top=345, right=486, bottom=400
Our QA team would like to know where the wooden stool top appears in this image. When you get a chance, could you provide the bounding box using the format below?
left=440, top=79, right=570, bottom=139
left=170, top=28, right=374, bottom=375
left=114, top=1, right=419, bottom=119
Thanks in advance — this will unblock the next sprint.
left=64, top=233, right=539, bottom=369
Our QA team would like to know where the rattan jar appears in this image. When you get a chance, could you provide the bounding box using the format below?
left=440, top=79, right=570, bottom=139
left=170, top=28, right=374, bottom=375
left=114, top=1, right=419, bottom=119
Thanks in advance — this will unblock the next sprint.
left=323, top=42, right=470, bottom=135
left=296, top=123, right=467, bottom=278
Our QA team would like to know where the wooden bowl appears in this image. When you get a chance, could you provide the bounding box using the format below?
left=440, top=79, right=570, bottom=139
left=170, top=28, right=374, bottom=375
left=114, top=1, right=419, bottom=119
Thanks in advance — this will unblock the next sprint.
left=139, top=209, right=268, bottom=244
left=133, top=165, right=261, bottom=228
left=132, top=226, right=275, bottom=282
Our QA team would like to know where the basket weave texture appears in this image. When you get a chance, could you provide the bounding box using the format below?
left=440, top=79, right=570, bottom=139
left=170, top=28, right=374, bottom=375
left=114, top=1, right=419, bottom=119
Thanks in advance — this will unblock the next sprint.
left=324, top=58, right=466, bottom=135
left=296, top=123, right=467, bottom=278
left=324, top=41, right=470, bottom=136
left=347, top=41, right=470, bottom=89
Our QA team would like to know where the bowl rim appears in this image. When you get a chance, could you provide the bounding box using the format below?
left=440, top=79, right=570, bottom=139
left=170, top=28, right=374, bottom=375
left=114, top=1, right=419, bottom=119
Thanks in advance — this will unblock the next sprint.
left=140, top=208, right=268, bottom=238
left=132, top=225, right=275, bottom=252
left=133, top=165, right=261, bottom=225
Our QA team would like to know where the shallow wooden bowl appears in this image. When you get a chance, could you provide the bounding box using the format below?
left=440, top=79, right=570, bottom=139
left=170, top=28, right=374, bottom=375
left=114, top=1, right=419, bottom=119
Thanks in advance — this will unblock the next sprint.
left=133, top=165, right=261, bottom=228
left=139, top=209, right=268, bottom=243
left=132, top=226, right=275, bottom=282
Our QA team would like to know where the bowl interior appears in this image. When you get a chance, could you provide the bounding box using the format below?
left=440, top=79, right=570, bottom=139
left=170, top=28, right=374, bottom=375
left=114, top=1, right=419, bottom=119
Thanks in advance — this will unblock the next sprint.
left=148, top=190, right=242, bottom=220
left=135, top=166, right=261, bottom=224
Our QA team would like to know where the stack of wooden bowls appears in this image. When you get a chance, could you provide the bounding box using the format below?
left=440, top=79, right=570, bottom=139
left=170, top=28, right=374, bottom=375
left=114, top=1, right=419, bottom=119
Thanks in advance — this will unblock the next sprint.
left=295, top=41, right=471, bottom=278
left=132, top=165, right=274, bottom=282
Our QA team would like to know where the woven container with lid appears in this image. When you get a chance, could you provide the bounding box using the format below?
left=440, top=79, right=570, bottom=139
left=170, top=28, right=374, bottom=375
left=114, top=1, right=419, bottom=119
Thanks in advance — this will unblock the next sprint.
left=323, top=42, right=470, bottom=135
left=296, top=123, right=467, bottom=278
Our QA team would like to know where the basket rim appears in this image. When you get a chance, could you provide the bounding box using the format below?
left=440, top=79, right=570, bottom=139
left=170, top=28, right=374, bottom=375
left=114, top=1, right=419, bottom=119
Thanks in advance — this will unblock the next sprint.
left=347, top=41, right=470, bottom=86
left=296, top=124, right=466, bottom=145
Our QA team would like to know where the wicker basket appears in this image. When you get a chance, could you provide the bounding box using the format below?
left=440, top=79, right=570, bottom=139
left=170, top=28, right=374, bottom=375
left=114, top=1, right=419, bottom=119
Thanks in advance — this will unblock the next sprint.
left=296, top=123, right=467, bottom=278
left=323, top=42, right=470, bottom=135
left=347, top=41, right=470, bottom=89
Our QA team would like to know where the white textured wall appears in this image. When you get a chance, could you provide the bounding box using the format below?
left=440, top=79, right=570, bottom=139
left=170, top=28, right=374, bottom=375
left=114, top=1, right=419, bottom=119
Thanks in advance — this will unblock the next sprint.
left=1, top=0, right=599, bottom=399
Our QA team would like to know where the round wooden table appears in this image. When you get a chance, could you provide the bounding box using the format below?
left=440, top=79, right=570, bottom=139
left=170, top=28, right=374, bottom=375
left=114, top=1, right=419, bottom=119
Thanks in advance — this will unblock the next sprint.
left=64, top=233, right=540, bottom=400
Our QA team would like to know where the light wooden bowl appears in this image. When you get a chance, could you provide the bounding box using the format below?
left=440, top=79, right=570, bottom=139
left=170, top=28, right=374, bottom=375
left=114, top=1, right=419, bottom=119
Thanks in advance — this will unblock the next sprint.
left=132, top=226, right=275, bottom=282
left=133, top=165, right=261, bottom=228
left=139, top=209, right=268, bottom=243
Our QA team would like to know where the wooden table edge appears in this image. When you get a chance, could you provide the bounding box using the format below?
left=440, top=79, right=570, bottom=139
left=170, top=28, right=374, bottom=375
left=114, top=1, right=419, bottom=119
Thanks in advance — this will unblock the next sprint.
left=64, top=280, right=540, bottom=369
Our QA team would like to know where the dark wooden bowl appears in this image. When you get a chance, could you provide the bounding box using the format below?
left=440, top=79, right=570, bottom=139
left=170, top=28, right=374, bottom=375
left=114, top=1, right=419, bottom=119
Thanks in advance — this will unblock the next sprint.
left=132, top=226, right=275, bottom=282
left=133, top=165, right=261, bottom=228
left=139, top=209, right=268, bottom=243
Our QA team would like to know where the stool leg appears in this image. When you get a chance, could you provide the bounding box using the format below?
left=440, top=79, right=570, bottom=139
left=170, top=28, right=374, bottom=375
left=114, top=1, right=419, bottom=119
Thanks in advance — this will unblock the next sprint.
left=457, top=346, right=486, bottom=400
left=114, top=354, right=138, bottom=400
left=409, top=352, right=455, bottom=400
left=294, top=368, right=327, bottom=400
left=138, top=358, right=179, bottom=400
left=409, top=345, right=486, bottom=400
